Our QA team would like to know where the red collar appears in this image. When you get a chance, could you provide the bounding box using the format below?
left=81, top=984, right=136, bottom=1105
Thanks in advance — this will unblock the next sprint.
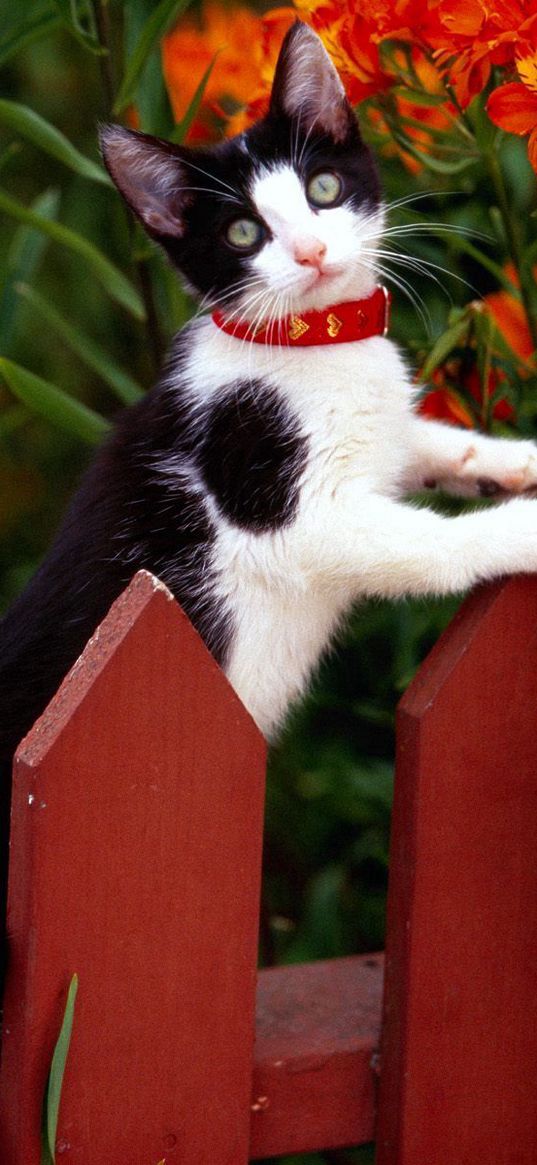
left=212, top=286, right=391, bottom=346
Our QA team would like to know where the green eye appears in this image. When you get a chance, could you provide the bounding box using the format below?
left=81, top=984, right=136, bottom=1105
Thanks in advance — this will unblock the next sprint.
left=226, top=217, right=264, bottom=249
left=307, top=171, right=342, bottom=207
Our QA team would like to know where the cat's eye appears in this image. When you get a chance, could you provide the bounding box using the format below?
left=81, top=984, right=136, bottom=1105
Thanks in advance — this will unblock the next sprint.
left=225, top=217, right=264, bottom=250
left=307, top=171, right=342, bottom=208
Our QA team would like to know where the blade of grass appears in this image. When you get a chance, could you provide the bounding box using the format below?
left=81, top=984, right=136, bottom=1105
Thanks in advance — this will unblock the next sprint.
left=0, top=358, right=111, bottom=444
left=113, top=0, right=194, bottom=115
left=447, top=234, right=522, bottom=296
left=170, top=52, right=219, bottom=143
left=17, top=283, right=144, bottom=404
left=0, top=10, right=62, bottom=69
left=419, top=315, right=471, bottom=382
left=0, top=101, right=110, bottom=185
left=41, top=974, right=79, bottom=1165
left=0, top=187, right=60, bottom=350
left=52, top=0, right=104, bottom=53
left=0, top=187, right=145, bottom=319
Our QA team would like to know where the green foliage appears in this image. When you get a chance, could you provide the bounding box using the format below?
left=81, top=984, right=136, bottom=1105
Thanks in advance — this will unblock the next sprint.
left=114, top=0, right=195, bottom=116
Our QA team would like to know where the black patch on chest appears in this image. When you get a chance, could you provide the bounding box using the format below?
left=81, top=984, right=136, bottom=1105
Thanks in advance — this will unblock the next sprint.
left=198, top=381, right=307, bottom=531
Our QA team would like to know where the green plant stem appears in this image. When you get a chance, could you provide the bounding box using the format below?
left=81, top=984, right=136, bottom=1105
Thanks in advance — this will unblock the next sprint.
left=92, top=0, right=164, bottom=374
left=487, top=148, right=537, bottom=351
left=92, top=0, right=115, bottom=113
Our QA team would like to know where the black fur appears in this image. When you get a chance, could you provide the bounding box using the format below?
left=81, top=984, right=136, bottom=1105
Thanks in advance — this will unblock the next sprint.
left=199, top=381, right=306, bottom=530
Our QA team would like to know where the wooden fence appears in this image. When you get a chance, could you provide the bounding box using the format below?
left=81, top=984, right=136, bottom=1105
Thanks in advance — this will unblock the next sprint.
left=1, top=568, right=537, bottom=1163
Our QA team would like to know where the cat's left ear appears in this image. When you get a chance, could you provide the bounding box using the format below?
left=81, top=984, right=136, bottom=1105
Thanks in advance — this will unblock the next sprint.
left=269, top=22, right=357, bottom=143
left=100, top=125, right=189, bottom=239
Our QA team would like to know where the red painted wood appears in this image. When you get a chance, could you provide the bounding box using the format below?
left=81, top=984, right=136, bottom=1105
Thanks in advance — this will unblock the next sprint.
left=0, top=570, right=267, bottom=1165
left=250, top=954, right=383, bottom=1159
left=376, top=575, right=537, bottom=1165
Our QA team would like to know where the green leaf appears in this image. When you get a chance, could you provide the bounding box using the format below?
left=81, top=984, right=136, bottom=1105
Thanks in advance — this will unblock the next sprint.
left=114, top=0, right=194, bottom=115
left=0, top=101, right=110, bottom=186
left=41, top=974, right=78, bottom=1165
left=472, top=301, right=534, bottom=370
left=396, top=137, right=478, bottom=174
left=0, top=188, right=145, bottom=319
left=16, top=283, right=144, bottom=404
left=419, top=315, right=471, bottom=382
left=0, top=188, right=60, bottom=350
left=0, top=10, right=62, bottom=70
left=51, top=0, right=104, bottom=54
left=170, top=52, right=220, bottom=143
left=390, top=85, right=448, bottom=108
left=448, top=234, right=521, bottom=295
left=0, top=358, right=111, bottom=444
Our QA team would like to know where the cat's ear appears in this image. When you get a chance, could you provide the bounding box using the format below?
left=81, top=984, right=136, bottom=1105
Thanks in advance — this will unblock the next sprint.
left=100, top=125, right=188, bottom=239
left=269, top=22, right=356, bottom=143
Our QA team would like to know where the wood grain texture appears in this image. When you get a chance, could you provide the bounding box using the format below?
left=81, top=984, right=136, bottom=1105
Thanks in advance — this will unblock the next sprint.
left=376, top=575, right=537, bottom=1165
left=250, top=954, right=382, bottom=1159
left=0, top=570, right=267, bottom=1165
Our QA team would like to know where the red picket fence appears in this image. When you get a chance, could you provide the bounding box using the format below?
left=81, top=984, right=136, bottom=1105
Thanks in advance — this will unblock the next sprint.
left=1, top=568, right=537, bottom=1163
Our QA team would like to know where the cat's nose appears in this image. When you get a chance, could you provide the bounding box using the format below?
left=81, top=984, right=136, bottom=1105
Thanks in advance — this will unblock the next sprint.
left=294, top=237, right=327, bottom=269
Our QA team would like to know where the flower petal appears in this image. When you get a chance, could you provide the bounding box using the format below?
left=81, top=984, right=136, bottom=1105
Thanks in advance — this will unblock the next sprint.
left=516, top=51, right=537, bottom=93
left=487, top=82, right=537, bottom=134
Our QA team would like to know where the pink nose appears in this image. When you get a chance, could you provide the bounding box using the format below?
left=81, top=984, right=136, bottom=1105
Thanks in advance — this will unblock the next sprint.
left=294, top=237, right=327, bottom=269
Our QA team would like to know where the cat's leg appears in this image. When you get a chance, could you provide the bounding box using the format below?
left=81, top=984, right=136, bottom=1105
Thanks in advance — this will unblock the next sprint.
left=402, top=416, right=537, bottom=498
left=294, top=491, right=537, bottom=599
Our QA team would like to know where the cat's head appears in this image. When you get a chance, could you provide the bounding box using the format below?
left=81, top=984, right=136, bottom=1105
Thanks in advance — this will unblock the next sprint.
left=101, top=22, right=383, bottom=325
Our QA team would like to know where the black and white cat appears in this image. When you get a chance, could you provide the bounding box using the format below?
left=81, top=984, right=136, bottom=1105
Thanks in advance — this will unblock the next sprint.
left=2, top=20, right=537, bottom=762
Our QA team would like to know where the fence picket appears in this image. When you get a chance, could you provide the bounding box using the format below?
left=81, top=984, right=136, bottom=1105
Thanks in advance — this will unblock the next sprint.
left=376, top=575, right=537, bottom=1164
left=0, top=570, right=266, bottom=1165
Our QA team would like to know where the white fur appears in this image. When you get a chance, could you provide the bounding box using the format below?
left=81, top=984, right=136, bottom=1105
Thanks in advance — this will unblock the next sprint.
left=244, top=165, right=382, bottom=317
left=170, top=311, right=537, bottom=739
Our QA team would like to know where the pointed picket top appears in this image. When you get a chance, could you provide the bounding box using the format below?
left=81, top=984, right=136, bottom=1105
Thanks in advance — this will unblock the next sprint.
left=1, top=570, right=266, bottom=1165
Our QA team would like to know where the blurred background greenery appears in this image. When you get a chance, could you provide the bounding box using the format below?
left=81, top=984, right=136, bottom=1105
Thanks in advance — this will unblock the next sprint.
left=1, top=5, right=536, bottom=1162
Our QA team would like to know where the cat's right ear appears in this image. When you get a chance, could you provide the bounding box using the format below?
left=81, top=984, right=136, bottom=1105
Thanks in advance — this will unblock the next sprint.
left=269, top=22, right=356, bottom=143
left=100, top=125, right=187, bottom=239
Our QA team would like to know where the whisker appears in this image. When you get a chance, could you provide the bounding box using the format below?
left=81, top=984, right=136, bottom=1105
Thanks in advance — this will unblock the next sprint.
left=180, top=157, right=243, bottom=199
left=363, top=255, right=432, bottom=331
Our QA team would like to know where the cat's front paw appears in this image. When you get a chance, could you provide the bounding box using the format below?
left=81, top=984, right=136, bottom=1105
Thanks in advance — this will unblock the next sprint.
left=442, top=439, right=537, bottom=498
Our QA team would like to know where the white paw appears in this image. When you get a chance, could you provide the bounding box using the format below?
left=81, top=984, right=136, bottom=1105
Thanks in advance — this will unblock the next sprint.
left=445, top=439, right=537, bottom=498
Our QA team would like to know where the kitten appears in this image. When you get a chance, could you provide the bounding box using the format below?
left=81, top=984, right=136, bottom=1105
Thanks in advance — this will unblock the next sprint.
left=2, top=19, right=537, bottom=766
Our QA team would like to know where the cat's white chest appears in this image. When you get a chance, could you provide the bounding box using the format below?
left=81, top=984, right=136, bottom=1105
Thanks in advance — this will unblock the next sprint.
left=285, top=337, right=413, bottom=498
left=185, top=322, right=416, bottom=738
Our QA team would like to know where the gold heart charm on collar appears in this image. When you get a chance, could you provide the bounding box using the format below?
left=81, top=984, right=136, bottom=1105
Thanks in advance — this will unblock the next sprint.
left=326, top=312, right=343, bottom=338
left=289, top=316, right=310, bottom=341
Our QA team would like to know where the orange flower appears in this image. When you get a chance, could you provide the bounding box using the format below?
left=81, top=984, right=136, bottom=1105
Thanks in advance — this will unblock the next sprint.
left=487, top=51, right=537, bottom=172
left=484, top=266, right=534, bottom=363
left=162, top=4, right=266, bottom=141
left=430, top=0, right=537, bottom=107
left=420, top=375, right=475, bottom=427
left=226, top=7, right=298, bottom=135
left=420, top=363, right=515, bottom=429
left=419, top=273, right=533, bottom=431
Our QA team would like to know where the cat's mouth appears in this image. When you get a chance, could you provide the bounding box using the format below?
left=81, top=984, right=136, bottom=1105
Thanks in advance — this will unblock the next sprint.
left=303, top=264, right=342, bottom=288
